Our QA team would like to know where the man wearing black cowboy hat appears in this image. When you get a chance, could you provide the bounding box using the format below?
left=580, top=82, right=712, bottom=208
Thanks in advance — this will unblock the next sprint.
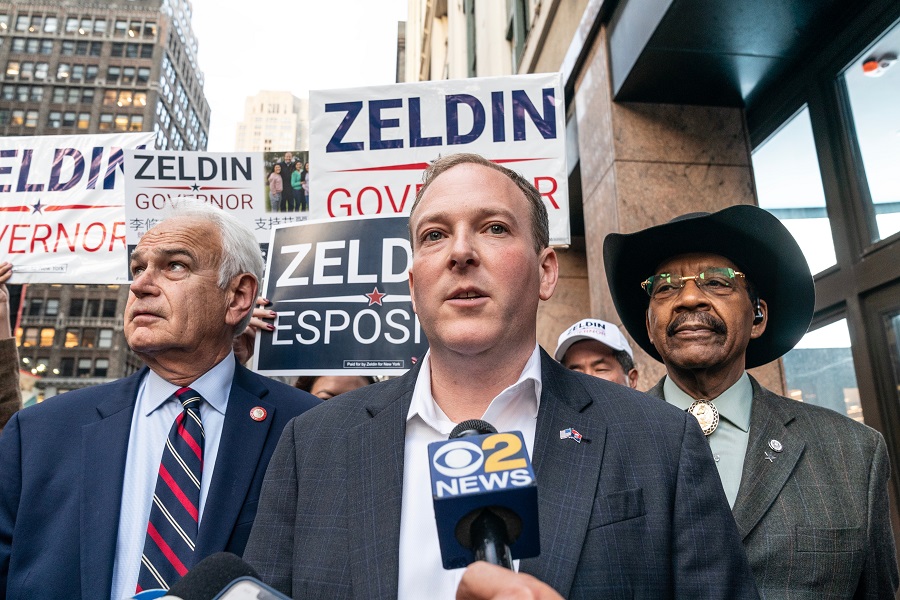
left=604, top=204, right=898, bottom=599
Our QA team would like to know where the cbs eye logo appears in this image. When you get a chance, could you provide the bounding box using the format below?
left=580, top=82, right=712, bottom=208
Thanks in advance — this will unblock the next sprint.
left=432, top=440, right=485, bottom=477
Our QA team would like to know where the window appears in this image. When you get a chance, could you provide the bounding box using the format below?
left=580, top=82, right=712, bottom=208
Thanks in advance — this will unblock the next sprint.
left=106, top=65, right=120, bottom=83
left=85, top=64, right=98, bottom=82
left=122, top=66, right=135, bottom=84
left=45, top=299, right=59, bottom=316
left=14, top=15, right=28, bottom=32
left=99, top=113, right=113, bottom=130
left=783, top=319, right=863, bottom=422
left=65, top=17, right=78, bottom=33
left=61, top=40, right=75, bottom=55
left=21, top=327, right=39, bottom=347
left=1, top=85, right=12, bottom=100
left=93, top=19, right=106, bottom=34
left=64, top=328, right=79, bottom=348
left=98, top=329, right=114, bottom=348
left=78, top=18, right=91, bottom=35
left=63, top=112, right=76, bottom=127
left=86, top=299, right=100, bottom=317
left=39, top=40, right=53, bottom=54
left=24, top=110, right=38, bottom=128
left=6, top=61, right=19, bottom=76
left=69, top=297, right=84, bottom=316
left=11, top=110, right=25, bottom=126
left=44, top=16, right=57, bottom=33
left=103, top=89, right=117, bottom=106
left=77, top=112, right=90, bottom=129
left=753, top=107, right=836, bottom=274
left=39, top=328, right=55, bottom=347
left=0, top=15, right=9, bottom=31
left=141, top=44, right=153, bottom=59
left=47, top=111, right=62, bottom=128
left=115, top=114, right=129, bottom=131
left=81, top=328, right=96, bottom=348
left=28, top=15, right=42, bottom=32
left=11, top=38, right=25, bottom=52
left=110, top=42, right=124, bottom=57
left=114, top=20, right=127, bottom=36
left=56, top=63, right=71, bottom=79
left=25, top=38, right=39, bottom=53
left=144, top=22, right=157, bottom=38
left=842, top=19, right=900, bottom=242
left=0, top=109, right=10, bottom=125
left=34, top=62, right=48, bottom=80
left=77, top=358, right=91, bottom=377
left=60, top=357, right=75, bottom=377
left=70, top=64, right=84, bottom=82
left=90, top=41, right=102, bottom=56
left=28, top=298, right=44, bottom=316
left=94, top=358, right=109, bottom=378
left=19, top=61, right=34, bottom=79
left=82, top=88, right=94, bottom=104
left=102, top=299, right=117, bottom=317
left=30, top=84, right=43, bottom=101
left=118, top=90, right=133, bottom=106
left=137, top=67, right=150, bottom=84
left=126, top=43, right=138, bottom=58
left=130, top=115, right=143, bottom=131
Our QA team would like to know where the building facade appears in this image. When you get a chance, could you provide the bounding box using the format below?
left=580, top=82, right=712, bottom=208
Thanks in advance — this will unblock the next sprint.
left=234, top=90, right=309, bottom=152
left=0, top=0, right=211, bottom=399
left=405, top=0, right=900, bottom=555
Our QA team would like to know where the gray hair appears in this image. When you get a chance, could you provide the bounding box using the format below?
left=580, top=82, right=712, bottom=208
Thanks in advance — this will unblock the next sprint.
left=408, top=153, right=550, bottom=254
left=164, top=199, right=263, bottom=334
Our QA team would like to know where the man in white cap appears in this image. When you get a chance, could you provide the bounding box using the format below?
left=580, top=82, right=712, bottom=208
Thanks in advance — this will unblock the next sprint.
left=554, top=318, right=638, bottom=388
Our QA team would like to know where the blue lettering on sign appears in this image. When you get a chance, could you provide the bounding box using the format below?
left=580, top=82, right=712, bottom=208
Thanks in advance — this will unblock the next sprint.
left=323, top=88, right=558, bottom=153
left=0, top=145, right=134, bottom=193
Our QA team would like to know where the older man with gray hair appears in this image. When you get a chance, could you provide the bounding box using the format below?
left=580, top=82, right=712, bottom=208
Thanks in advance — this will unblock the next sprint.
left=0, top=200, right=320, bottom=599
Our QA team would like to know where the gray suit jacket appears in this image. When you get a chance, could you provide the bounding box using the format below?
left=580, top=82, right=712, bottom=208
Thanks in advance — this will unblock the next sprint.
left=648, top=375, right=899, bottom=599
left=245, top=351, right=759, bottom=599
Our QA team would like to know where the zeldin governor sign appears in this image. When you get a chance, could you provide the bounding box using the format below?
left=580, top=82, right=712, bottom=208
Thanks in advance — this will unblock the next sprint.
left=253, top=215, right=427, bottom=376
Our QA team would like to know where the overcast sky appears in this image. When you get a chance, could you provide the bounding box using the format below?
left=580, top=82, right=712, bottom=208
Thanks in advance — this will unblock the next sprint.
left=190, top=0, right=409, bottom=151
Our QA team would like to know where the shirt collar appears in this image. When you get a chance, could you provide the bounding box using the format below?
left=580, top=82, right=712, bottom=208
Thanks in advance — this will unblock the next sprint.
left=663, top=371, right=752, bottom=432
left=142, top=353, right=236, bottom=417
left=407, top=345, right=543, bottom=434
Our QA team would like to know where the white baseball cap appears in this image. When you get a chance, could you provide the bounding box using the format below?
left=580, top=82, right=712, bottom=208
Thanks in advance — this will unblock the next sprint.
left=554, top=318, right=634, bottom=362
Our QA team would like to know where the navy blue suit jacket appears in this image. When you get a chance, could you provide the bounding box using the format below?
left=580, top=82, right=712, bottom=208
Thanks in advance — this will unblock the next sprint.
left=0, top=362, right=320, bottom=600
left=245, top=351, right=760, bottom=599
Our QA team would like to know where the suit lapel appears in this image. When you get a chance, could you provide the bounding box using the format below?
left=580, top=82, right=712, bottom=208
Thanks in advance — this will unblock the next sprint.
left=732, top=379, right=804, bottom=539
left=519, top=353, right=606, bottom=598
left=347, top=369, right=415, bottom=600
left=80, top=371, right=143, bottom=600
left=196, top=365, right=274, bottom=557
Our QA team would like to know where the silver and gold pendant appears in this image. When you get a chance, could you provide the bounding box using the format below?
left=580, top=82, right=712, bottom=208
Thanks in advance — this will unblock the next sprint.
left=687, top=399, right=719, bottom=436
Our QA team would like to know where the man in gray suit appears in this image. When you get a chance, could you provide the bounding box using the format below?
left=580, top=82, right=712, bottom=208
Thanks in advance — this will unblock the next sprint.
left=245, top=153, right=759, bottom=599
left=604, top=205, right=899, bottom=599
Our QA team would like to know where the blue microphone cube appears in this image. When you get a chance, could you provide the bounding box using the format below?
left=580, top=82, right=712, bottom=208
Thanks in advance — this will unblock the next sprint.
left=428, top=431, right=539, bottom=569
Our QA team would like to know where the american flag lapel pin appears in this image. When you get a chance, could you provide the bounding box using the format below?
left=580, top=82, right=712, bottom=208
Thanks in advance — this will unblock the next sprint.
left=560, top=427, right=584, bottom=443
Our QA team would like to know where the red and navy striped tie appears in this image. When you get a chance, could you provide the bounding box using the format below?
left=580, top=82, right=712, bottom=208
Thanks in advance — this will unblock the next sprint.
left=136, top=387, right=205, bottom=592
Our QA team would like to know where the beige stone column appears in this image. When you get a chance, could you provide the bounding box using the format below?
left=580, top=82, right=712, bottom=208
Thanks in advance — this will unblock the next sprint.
left=571, top=25, right=785, bottom=394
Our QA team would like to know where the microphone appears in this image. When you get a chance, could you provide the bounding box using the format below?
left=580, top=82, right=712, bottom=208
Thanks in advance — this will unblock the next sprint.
left=160, top=552, right=288, bottom=600
left=429, top=419, right=540, bottom=570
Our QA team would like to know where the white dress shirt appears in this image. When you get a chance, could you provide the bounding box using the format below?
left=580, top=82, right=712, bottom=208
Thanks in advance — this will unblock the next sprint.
left=397, top=346, right=542, bottom=600
left=110, top=354, right=235, bottom=600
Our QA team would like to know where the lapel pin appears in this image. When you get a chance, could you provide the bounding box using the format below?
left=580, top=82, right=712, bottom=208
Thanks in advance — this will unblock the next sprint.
left=560, top=428, right=586, bottom=443
left=250, top=406, right=267, bottom=422
left=768, top=439, right=783, bottom=453
left=764, top=451, right=776, bottom=463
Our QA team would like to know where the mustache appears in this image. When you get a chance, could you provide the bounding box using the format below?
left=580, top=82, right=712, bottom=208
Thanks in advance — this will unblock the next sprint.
left=666, top=312, right=727, bottom=337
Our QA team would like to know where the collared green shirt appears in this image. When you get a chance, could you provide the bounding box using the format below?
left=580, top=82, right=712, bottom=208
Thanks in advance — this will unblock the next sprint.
left=664, top=372, right=752, bottom=508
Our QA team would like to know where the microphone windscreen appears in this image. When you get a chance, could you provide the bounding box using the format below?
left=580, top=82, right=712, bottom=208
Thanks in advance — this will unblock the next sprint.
left=166, top=552, right=259, bottom=600
left=450, top=419, right=497, bottom=438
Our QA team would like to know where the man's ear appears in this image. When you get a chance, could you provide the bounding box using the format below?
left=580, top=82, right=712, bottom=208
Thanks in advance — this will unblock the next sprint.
left=225, top=273, right=258, bottom=329
left=750, top=298, right=768, bottom=339
left=538, top=248, right=559, bottom=301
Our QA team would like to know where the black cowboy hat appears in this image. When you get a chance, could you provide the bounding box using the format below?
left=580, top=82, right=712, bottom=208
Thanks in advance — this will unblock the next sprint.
left=603, top=205, right=815, bottom=369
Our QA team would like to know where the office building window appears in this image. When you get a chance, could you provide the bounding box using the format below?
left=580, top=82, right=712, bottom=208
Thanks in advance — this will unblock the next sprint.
left=99, top=113, right=113, bottom=130
left=98, top=329, right=114, bottom=348
left=45, top=299, right=59, bottom=316
left=81, top=328, right=96, bottom=348
left=63, top=112, right=76, bottom=127
left=60, top=357, right=75, bottom=376
left=64, top=328, right=79, bottom=348
left=5, top=61, right=19, bottom=76
left=69, top=297, right=84, bottom=316
left=753, top=106, right=835, bottom=274
left=94, top=358, right=109, bottom=378
left=86, top=299, right=100, bottom=317
left=842, top=19, right=900, bottom=243
left=11, top=110, right=25, bottom=126
left=77, top=358, right=91, bottom=377
left=24, top=110, right=38, bottom=127
left=77, top=112, right=90, bottom=129
left=130, top=115, right=143, bottom=131
left=65, top=17, right=78, bottom=33
left=47, top=111, right=62, bottom=128
left=39, top=327, right=55, bottom=347
left=114, top=114, right=128, bottom=131
left=44, top=16, right=57, bottom=33
left=102, top=299, right=117, bottom=317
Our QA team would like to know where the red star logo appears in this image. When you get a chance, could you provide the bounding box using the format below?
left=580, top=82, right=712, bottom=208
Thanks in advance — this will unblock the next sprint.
left=365, top=287, right=387, bottom=306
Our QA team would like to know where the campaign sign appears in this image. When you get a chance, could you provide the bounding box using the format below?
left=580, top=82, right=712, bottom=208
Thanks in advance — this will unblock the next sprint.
left=309, top=73, right=569, bottom=245
left=253, top=215, right=428, bottom=376
left=428, top=431, right=539, bottom=569
left=0, top=132, right=154, bottom=283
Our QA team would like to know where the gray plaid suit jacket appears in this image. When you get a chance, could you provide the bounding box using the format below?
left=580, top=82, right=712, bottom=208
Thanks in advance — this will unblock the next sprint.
left=648, top=375, right=899, bottom=599
left=245, top=351, right=759, bottom=599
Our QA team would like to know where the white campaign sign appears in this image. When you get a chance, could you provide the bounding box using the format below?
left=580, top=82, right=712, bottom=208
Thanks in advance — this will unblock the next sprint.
left=309, top=73, right=570, bottom=245
left=0, top=132, right=154, bottom=284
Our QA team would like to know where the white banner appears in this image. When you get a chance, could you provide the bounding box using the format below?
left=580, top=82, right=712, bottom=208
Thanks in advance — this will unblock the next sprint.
left=0, top=132, right=154, bottom=284
left=309, top=73, right=570, bottom=245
